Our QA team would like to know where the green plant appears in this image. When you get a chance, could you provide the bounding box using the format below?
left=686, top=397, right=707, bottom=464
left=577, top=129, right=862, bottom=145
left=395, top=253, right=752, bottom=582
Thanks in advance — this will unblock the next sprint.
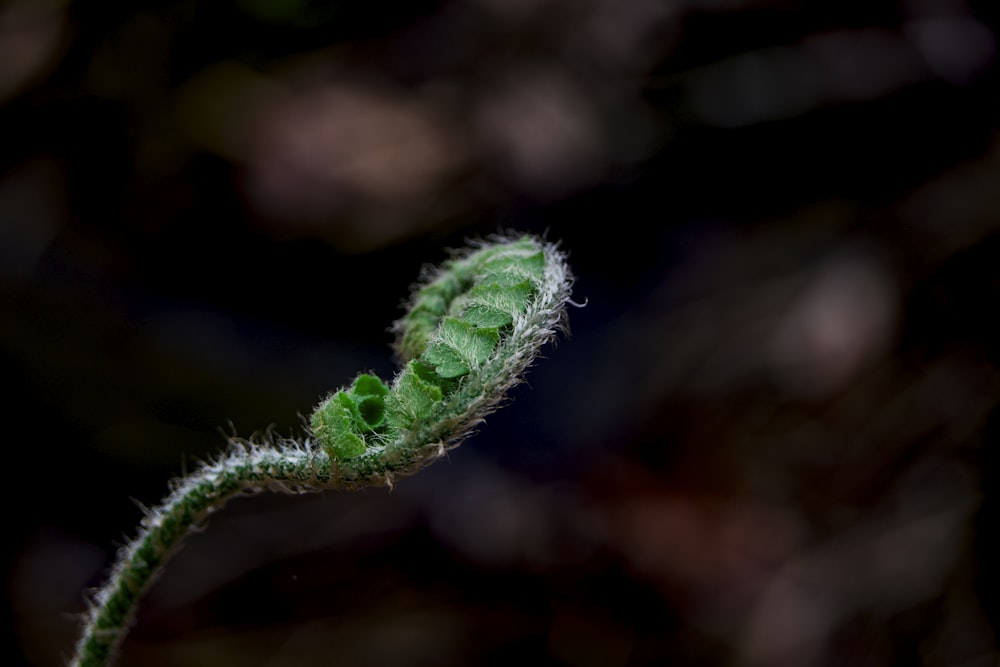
left=69, top=233, right=574, bottom=667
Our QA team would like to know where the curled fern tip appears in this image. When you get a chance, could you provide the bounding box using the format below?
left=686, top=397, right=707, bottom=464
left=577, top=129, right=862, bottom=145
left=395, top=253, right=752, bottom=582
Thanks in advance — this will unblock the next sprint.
left=69, top=232, right=573, bottom=667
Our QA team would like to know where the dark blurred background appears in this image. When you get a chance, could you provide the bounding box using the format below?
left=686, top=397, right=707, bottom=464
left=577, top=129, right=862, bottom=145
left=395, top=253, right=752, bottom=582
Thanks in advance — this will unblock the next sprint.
left=3, top=0, right=1000, bottom=665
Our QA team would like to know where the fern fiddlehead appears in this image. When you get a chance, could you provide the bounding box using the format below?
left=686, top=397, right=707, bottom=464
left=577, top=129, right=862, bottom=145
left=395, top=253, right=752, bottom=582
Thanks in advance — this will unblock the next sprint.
left=69, top=233, right=573, bottom=667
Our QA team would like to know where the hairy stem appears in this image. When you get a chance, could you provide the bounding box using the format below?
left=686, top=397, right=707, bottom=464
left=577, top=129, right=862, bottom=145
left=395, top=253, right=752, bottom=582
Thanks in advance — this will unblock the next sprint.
left=72, top=444, right=334, bottom=667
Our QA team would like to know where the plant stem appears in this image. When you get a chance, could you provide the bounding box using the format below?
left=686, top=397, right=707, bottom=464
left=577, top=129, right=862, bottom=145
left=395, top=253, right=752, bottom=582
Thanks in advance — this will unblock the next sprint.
left=71, top=442, right=352, bottom=667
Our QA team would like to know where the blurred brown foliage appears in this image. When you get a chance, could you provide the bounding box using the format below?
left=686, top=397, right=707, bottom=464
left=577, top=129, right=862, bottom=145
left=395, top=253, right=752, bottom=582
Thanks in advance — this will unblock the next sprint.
left=3, top=0, right=1000, bottom=665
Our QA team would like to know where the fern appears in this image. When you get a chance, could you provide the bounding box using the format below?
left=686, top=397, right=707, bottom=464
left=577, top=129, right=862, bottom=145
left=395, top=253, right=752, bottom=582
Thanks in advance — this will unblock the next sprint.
left=68, top=233, right=574, bottom=667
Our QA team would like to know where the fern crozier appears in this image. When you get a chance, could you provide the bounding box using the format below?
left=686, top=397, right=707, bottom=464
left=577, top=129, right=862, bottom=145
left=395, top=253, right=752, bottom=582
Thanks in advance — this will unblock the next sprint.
left=69, top=233, right=574, bottom=667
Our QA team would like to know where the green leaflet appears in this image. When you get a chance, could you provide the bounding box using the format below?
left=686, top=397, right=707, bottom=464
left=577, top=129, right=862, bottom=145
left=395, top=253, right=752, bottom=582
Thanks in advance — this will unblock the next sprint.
left=423, top=318, right=500, bottom=378
left=311, top=374, right=390, bottom=460
left=387, top=360, right=443, bottom=431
